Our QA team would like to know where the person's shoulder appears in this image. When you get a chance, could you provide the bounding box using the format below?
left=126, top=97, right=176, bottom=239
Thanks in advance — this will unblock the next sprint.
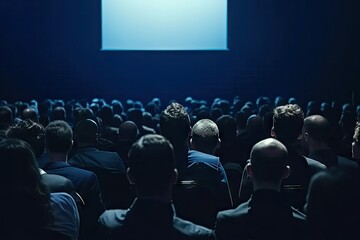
left=305, top=156, right=327, bottom=170
left=173, top=217, right=215, bottom=240
left=50, top=192, right=77, bottom=207
left=216, top=202, right=249, bottom=220
left=99, top=209, right=128, bottom=230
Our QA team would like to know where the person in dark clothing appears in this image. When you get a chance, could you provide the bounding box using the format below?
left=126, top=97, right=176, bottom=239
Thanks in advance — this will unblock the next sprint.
left=98, top=134, right=215, bottom=240
left=301, top=115, right=358, bottom=169
left=215, top=138, right=306, bottom=240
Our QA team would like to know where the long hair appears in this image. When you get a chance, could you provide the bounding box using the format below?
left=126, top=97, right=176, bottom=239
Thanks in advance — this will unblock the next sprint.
left=0, top=138, right=53, bottom=237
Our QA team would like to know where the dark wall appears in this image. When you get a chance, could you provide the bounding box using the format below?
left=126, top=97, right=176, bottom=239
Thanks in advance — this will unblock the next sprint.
left=1, top=0, right=359, bottom=104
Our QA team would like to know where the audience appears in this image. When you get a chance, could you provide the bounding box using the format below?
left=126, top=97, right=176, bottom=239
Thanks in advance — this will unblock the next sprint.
left=98, top=134, right=215, bottom=240
left=0, top=96, right=358, bottom=239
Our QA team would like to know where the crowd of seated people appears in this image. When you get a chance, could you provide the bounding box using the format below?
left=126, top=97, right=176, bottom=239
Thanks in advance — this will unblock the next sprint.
left=0, top=95, right=359, bottom=239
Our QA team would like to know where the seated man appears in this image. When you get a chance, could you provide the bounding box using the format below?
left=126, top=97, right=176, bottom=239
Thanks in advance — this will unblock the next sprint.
left=188, top=119, right=232, bottom=209
left=215, top=138, right=306, bottom=240
left=43, top=120, right=105, bottom=240
left=98, top=134, right=215, bottom=240
left=68, top=119, right=131, bottom=209
left=302, top=115, right=358, bottom=168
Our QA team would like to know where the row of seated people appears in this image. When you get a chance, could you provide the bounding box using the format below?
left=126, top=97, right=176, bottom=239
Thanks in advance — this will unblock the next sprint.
left=0, top=96, right=359, bottom=240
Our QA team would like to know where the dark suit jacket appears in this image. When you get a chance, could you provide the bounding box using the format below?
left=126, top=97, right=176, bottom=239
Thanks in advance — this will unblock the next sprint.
left=308, top=149, right=359, bottom=169
left=68, top=147, right=126, bottom=173
left=215, top=189, right=306, bottom=240
left=98, top=198, right=215, bottom=240
left=43, top=161, right=105, bottom=240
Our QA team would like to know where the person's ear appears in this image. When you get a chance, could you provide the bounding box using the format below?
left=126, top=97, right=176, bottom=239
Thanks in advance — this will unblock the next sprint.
left=245, top=163, right=254, bottom=178
left=126, top=167, right=135, bottom=185
left=297, top=132, right=303, bottom=140
left=189, top=137, right=194, bottom=149
left=282, top=166, right=290, bottom=179
left=271, top=126, right=276, bottom=138
left=170, top=169, right=178, bottom=185
left=216, top=138, right=221, bottom=150
left=303, top=132, right=309, bottom=142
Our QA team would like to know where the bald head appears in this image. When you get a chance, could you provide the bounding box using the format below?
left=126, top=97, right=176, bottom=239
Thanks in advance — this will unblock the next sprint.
left=191, top=119, right=220, bottom=154
left=303, top=115, right=330, bottom=143
left=250, top=138, right=288, bottom=183
left=21, top=107, right=38, bottom=123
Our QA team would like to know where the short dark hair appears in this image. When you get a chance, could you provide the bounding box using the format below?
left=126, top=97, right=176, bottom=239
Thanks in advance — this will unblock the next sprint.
left=75, top=119, right=98, bottom=144
left=303, top=115, right=330, bottom=143
left=160, top=103, right=190, bottom=145
left=250, top=138, right=288, bottom=182
left=128, top=134, right=174, bottom=193
left=6, top=119, right=45, bottom=158
left=273, top=104, right=304, bottom=144
left=45, top=120, right=73, bottom=153
left=0, top=106, right=13, bottom=125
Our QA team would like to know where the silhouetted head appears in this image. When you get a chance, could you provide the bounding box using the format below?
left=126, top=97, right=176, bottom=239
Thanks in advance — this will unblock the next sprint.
left=6, top=119, right=45, bottom=158
left=160, top=103, right=191, bottom=146
left=216, top=115, right=237, bottom=142
left=190, top=119, right=220, bottom=154
left=272, top=104, right=304, bottom=144
left=247, top=138, right=289, bottom=187
left=118, top=121, right=139, bottom=143
left=45, top=120, right=73, bottom=154
left=74, top=119, right=99, bottom=145
left=127, top=134, right=176, bottom=196
left=303, top=115, right=330, bottom=145
left=52, top=106, right=66, bottom=121
left=0, top=106, right=13, bottom=128
left=21, top=107, right=38, bottom=123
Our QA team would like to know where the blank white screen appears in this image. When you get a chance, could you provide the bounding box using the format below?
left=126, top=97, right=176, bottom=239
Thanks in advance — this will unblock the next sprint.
left=101, top=0, right=228, bottom=50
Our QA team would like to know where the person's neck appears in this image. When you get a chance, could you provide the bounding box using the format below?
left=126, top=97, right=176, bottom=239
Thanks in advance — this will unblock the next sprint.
left=253, top=182, right=282, bottom=192
left=136, top=192, right=172, bottom=204
left=77, top=142, right=97, bottom=148
left=308, top=142, right=330, bottom=153
left=48, top=152, right=68, bottom=162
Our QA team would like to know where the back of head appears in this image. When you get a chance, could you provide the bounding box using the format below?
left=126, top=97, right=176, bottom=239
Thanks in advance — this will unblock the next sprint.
left=0, top=106, right=13, bottom=127
left=160, top=103, right=190, bottom=145
left=6, top=119, right=45, bottom=158
left=128, top=134, right=175, bottom=194
left=191, top=119, right=219, bottom=154
left=127, top=108, right=143, bottom=126
left=52, top=106, right=66, bottom=121
left=216, top=115, right=237, bottom=142
left=118, top=121, right=139, bottom=142
left=273, top=104, right=304, bottom=144
left=21, top=107, right=39, bottom=123
left=303, top=115, right=330, bottom=143
left=75, top=119, right=98, bottom=145
left=246, top=114, right=264, bottom=134
left=250, top=138, right=288, bottom=183
left=306, top=167, right=360, bottom=239
left=0, top=138, right=52, bottom=232
left=45, top=120, right=73, bottom=153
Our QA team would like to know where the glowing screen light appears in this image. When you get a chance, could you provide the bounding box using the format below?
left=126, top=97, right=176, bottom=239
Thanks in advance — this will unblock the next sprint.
left=101, top=0, right=228, bottom=50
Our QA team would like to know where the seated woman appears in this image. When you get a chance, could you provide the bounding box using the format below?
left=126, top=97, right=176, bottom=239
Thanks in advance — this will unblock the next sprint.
left=0, top=138, right=80, bottom=240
